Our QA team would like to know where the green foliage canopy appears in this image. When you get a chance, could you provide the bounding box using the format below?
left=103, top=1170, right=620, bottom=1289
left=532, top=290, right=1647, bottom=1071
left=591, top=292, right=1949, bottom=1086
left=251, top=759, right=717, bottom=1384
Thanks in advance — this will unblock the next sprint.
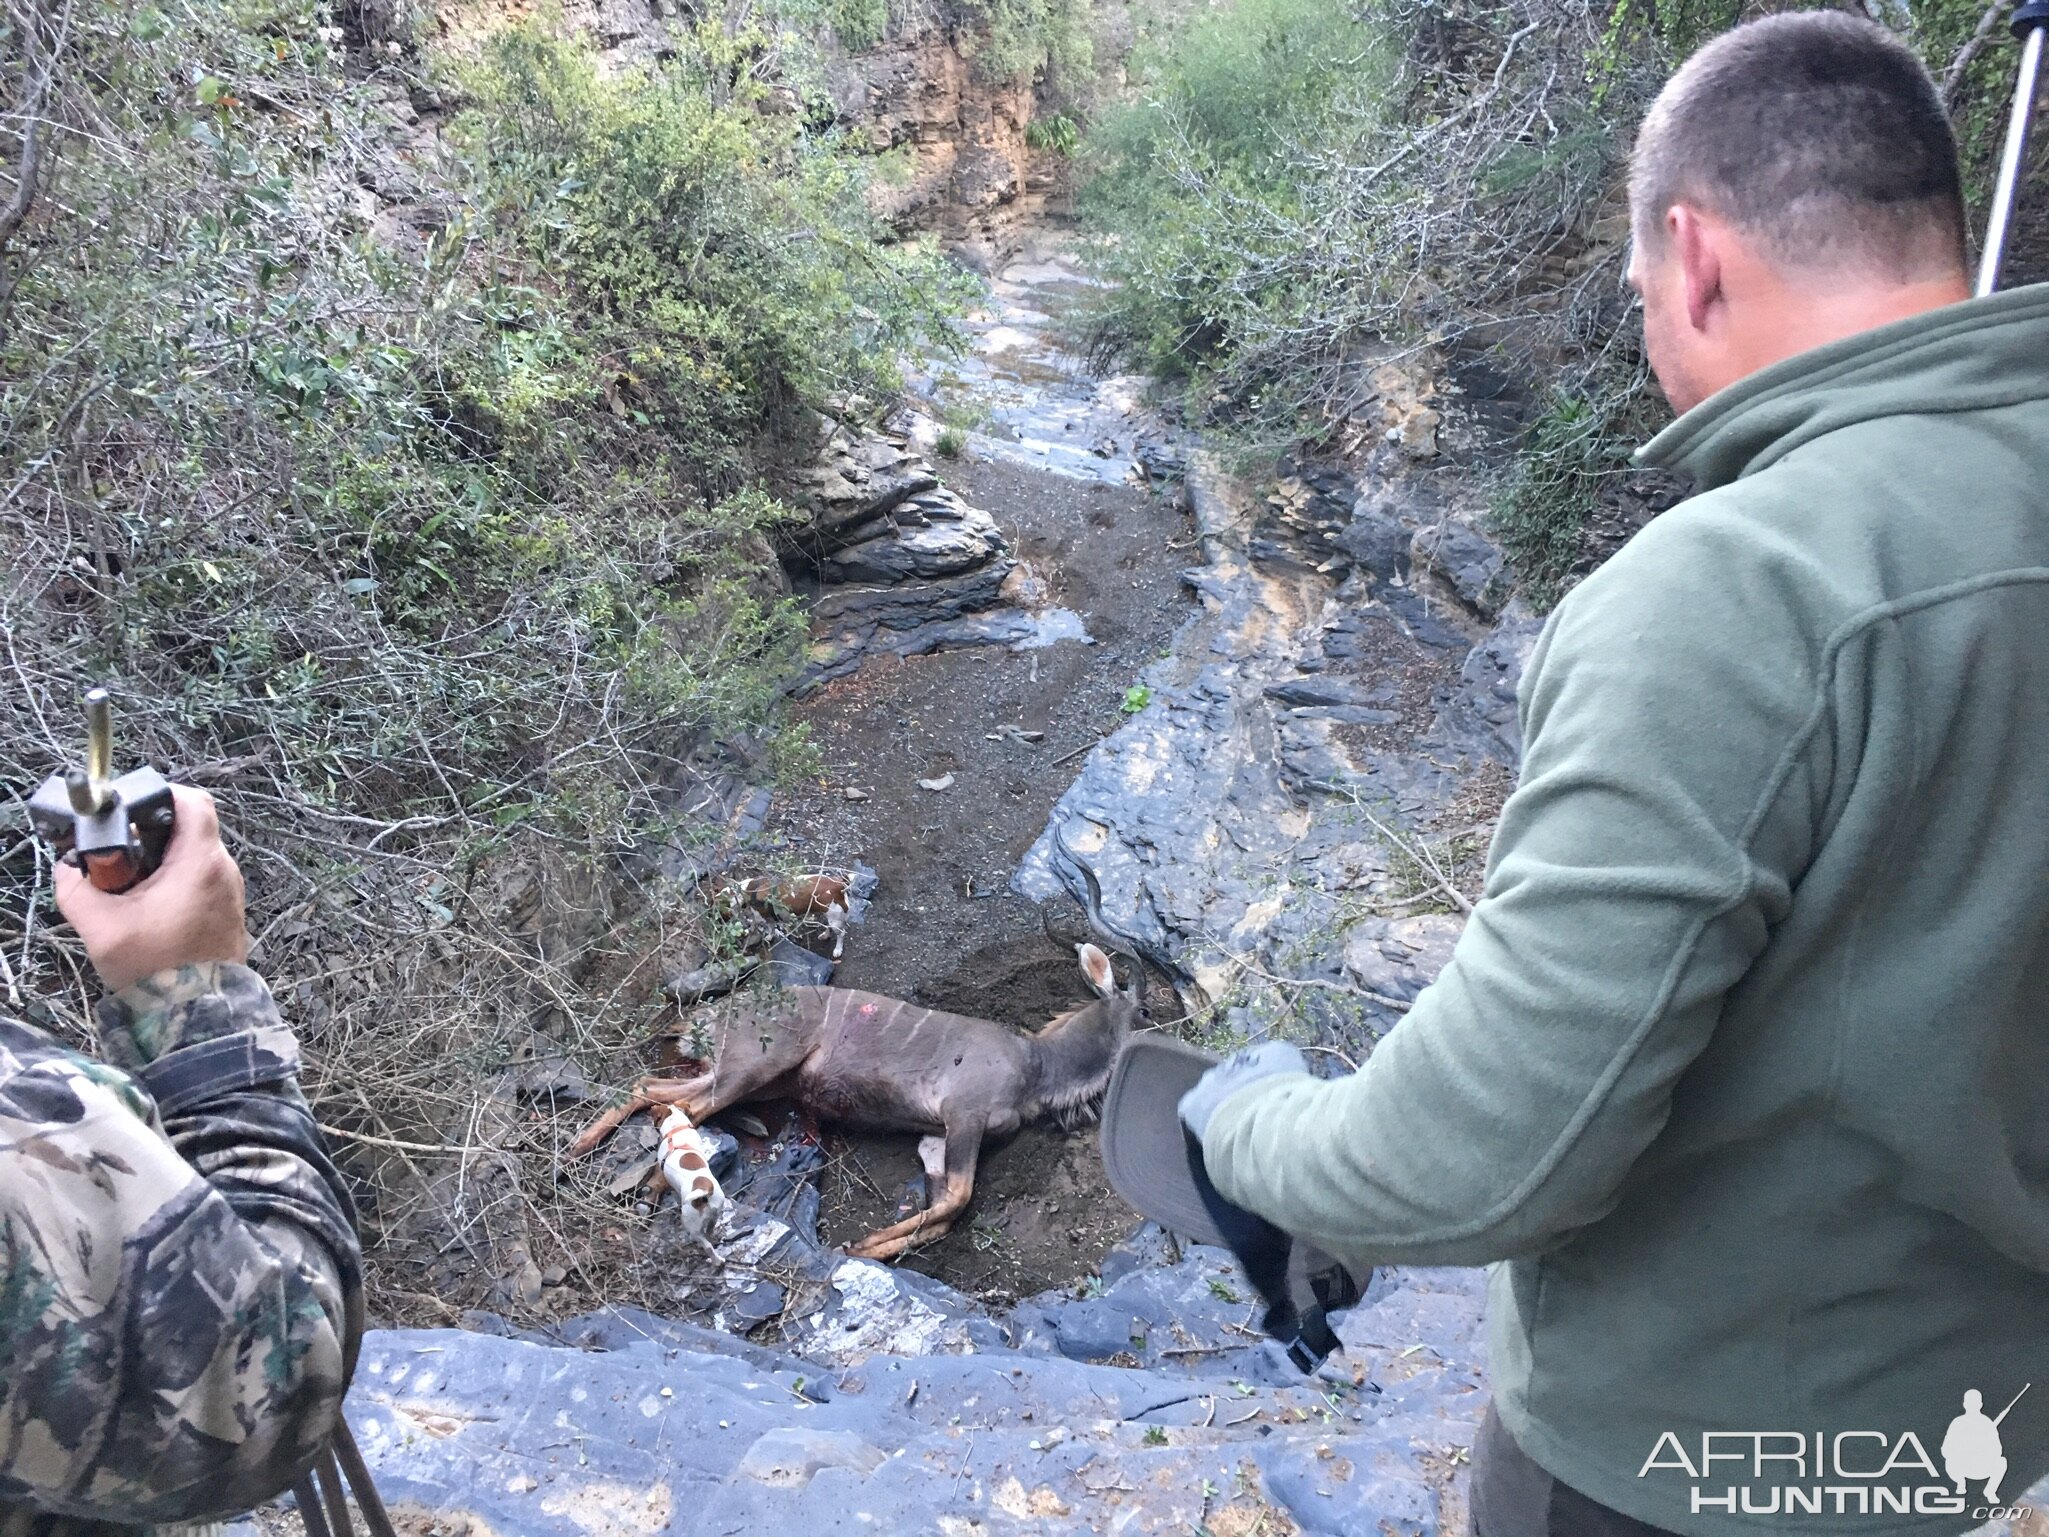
left=1079, top=0, right=2024, bottom=607
left=0, top=0, right=962, bottom=1303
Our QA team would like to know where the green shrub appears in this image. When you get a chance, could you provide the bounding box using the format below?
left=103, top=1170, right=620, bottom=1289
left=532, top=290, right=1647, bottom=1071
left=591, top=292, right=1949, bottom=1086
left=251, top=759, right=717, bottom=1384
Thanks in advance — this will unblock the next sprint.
left=1077, top=0, right=1401, bottom=391
left=775, top=0, right=1093, bottom=83
left=955, top=0, right=1094, bottom=84
left=1488, top=383, right=1657, bottom=610
left=1080, top=0, right=2015, bottom=608
left=454, top=22, right=966, bottom=484
left=0, top=0, right=959, bottom=1311
left=1025, top=113, right=1081, bottom=154
left=778, top=0, right=892, bottom=49
left=935, top=424, right=970, bottom=456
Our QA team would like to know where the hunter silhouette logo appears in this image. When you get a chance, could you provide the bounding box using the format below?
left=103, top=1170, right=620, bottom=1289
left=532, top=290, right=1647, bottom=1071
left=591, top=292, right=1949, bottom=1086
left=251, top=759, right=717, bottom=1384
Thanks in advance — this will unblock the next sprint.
left=1638, top=1384, right=2036, bottom=1519
left=1942, top=1386, right=2028, bottom=1503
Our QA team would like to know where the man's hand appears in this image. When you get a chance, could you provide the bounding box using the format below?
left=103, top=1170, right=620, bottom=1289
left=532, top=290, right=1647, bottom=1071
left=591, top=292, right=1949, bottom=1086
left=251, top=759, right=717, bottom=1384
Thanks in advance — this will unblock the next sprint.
left=1178, top=1041, right=1311, bottom=1141
left=55, top=784, right=250, bottom=993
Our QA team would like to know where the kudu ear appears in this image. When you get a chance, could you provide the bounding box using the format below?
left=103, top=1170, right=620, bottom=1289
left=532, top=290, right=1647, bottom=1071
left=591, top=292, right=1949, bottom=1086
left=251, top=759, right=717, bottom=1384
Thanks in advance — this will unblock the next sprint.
left=1077, top=943, right=1117, bottom=999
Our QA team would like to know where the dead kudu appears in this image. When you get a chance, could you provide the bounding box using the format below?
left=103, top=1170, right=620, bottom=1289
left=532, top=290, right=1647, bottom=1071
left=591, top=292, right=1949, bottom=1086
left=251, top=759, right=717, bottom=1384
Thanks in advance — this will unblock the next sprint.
left=571, top=944, right=1145, bottom=1260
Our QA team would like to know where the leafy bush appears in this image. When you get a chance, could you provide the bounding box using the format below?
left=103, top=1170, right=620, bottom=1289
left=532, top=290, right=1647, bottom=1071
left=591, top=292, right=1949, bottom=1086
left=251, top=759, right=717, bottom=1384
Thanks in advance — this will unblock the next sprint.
left=776, top=0, right=1092, bottom=83
left=1081, top=0, right=2021, bottom=607
left=1489, top=381, right=1659, bottom=609
left=1081, top=0, right=1632, bottom=441
left=0, top=0, right=959, bottom=1311
left=455, top=22, right=964, bottom=482
left=779, top=0, right=893, bottom=49
left=955, top=0, right=1095, bottom=83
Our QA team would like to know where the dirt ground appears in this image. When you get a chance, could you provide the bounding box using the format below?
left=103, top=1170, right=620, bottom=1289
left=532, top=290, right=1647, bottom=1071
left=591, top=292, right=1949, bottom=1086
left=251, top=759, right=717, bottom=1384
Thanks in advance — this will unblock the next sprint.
left=769, top=449, right=1195, bottom=1301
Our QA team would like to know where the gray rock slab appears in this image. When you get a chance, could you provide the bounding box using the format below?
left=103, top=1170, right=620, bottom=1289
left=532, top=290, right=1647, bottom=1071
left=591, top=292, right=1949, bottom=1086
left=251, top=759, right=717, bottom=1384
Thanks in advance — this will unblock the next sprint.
left=1343, top=915, right=1466, bottom=1007
left=1427, top=604, right=1543, bottom=766
left=822, top=499, right=1007, bottom=583
left=1412, top=519, right=1506, bottom=615
left=736, top=1425, right=888, bottom=1485
left=1016, top=454, right=1535, bottom=1021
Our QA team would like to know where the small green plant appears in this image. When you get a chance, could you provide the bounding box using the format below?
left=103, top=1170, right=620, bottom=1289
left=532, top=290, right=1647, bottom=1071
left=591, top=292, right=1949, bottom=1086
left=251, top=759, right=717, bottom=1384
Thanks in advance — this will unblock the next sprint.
left=935, top=424, right=970, bottom=457
left=1025, top=114, right=1080, bottom=155
left=1121, top=684, right=1153, bottom=713
left=872, top=143, right=919, bottom=187
left=1143, top=1424, right=1169, bottom=1446
left=1489, top=377, right=1658, bottom=611
left=773, top=0, right=890, bottom=48
left=1208, top=1277, right=1241, bottom=1303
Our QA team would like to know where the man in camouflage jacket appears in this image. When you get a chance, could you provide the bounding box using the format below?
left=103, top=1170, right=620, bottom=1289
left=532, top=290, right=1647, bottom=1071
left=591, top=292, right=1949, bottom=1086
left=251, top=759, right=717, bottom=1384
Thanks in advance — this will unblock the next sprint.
left=0, top=786, right=362, bottom=1533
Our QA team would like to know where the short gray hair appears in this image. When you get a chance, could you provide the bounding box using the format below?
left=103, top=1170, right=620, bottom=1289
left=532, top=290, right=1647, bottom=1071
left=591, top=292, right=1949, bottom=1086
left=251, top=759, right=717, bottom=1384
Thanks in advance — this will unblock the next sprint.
left=1630, top=12, right=1967, bottom=280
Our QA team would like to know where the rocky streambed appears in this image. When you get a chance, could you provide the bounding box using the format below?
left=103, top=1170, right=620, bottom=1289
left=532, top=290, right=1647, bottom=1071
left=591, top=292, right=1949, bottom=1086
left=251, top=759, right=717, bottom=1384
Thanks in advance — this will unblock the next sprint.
left=310, top=229, right=1516, bottom=1535
left=312, top=232, right=2049, bottom=1535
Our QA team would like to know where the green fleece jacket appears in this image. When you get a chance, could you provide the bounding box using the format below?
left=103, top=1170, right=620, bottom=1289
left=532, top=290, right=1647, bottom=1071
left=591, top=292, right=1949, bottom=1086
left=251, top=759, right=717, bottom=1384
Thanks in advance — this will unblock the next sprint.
left=1205, top=284, right=2049, bottom=1536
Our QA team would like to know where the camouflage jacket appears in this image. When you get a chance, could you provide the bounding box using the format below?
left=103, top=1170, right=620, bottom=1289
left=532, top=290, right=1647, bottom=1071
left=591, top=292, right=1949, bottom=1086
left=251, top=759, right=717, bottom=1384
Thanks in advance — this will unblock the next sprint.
left=0, top=964, right=363, bottom=1534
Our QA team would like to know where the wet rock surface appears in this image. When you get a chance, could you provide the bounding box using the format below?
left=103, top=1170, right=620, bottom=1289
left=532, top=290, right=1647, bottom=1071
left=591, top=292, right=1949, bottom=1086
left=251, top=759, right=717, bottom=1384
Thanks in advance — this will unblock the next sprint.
left=787, top=237, right=1168, bottom=694
left=1014, top=447, right=1535, bottom=1030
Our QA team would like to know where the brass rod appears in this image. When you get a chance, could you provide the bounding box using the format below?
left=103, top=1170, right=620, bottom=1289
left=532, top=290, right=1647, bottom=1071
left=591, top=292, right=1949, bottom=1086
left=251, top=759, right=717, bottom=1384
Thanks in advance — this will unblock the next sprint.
left=82, top=687, right=113, bottom=809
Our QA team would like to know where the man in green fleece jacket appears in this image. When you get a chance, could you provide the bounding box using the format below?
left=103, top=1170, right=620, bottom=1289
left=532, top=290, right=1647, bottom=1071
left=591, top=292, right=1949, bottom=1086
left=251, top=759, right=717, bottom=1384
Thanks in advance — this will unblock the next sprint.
left=1180, top=12, right=2049, bottom=1535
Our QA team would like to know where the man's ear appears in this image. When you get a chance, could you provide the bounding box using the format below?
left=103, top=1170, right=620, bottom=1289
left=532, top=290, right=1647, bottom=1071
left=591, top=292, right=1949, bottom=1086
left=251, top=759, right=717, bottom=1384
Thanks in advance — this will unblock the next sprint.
left=1667, top=203, right=1723, bottom=334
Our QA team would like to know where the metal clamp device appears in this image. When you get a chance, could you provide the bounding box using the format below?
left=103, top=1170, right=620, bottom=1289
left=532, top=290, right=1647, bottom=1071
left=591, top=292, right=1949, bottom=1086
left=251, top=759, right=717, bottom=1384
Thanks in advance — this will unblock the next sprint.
left=28, top=688, right=175, bottom=894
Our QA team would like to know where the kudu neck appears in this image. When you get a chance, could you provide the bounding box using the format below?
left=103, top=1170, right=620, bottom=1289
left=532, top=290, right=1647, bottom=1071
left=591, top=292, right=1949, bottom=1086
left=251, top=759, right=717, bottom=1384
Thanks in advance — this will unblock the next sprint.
left=1025, top=999, right=1128, bottom=1126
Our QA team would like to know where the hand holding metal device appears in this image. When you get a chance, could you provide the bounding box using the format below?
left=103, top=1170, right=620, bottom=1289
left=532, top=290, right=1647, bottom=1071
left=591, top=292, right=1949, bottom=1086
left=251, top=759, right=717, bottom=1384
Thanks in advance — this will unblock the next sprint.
left=26, top=698, right=394, bottom=1534
left=28, top=688, right=176, bottom=894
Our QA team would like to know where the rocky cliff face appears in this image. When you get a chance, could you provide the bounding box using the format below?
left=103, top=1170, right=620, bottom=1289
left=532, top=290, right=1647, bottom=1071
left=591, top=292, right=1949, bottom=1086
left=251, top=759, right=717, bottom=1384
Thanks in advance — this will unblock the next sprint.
left=434, top=0, right=1077, bottom=263
left=824, top=26, right=1069, bottom=268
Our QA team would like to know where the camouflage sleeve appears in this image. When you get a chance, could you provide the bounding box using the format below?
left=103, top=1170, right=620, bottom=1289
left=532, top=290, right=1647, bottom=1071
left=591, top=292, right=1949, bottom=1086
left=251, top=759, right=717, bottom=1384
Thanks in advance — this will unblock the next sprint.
left=0, top=963, right=362, bottom=1529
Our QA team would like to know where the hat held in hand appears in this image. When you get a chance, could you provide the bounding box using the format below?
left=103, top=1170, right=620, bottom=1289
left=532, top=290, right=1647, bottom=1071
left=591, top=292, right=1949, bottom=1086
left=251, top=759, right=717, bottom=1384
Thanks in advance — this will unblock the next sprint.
left=1100, top=1035, right=1366, bottom=1373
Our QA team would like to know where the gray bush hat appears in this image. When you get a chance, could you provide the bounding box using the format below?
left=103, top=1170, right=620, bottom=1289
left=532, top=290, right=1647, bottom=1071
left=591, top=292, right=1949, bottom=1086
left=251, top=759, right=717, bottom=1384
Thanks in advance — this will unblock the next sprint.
left=1099, top=1033, right=1367, bottom=1374
left=1099, top=1034, right=1230, bottom=1247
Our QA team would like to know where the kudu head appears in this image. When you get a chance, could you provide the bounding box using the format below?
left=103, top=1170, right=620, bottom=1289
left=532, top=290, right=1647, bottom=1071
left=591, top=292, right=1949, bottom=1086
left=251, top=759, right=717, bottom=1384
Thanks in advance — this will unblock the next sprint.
left=1030, top=942, right=1148, bottom=1129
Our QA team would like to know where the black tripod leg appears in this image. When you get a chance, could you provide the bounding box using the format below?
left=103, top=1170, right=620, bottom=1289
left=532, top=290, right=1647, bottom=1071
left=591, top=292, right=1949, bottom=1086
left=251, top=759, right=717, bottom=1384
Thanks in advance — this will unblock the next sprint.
left=294, top=1474, right=335, bottom=1537
left=315, top=1447, right=357, bottom=1537
left=333, top=1418, right=401, bottom=1537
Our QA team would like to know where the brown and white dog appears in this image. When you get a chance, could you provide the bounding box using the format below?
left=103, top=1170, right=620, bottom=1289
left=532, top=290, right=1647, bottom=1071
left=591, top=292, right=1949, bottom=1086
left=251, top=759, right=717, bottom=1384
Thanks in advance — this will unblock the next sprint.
left=709, top=872, right=852, bottom=959
left=657, top=1109, right=729, bottom=1247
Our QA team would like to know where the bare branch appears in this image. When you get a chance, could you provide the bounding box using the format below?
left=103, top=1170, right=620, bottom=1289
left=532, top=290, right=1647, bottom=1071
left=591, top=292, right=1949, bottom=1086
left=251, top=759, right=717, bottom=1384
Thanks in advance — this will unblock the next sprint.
left=0, top=0, right=74, bottom=257
left=1944, top=0, right=2016, bottom=105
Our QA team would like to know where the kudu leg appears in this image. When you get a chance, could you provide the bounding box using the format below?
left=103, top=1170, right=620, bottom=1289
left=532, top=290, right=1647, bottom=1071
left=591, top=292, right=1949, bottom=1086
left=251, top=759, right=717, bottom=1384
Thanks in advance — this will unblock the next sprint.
left=892, top=1134, right=947, bottom=1219
left=917, top=1135, right=947, bottom=1201
left=569, top=1077, right=703, bottom=1156
left=847, top=1117, right=986, bottom=1261
left=571, top=1024, right=816, bottom=1157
